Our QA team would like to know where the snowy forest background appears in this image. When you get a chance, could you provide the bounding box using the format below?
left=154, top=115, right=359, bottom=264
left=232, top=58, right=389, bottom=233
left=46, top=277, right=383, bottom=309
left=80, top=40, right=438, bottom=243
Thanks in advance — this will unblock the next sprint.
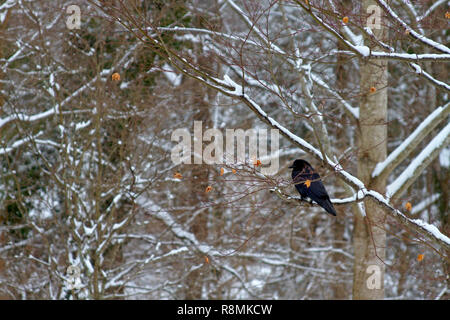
left=0, top=0, right=449, bottom=299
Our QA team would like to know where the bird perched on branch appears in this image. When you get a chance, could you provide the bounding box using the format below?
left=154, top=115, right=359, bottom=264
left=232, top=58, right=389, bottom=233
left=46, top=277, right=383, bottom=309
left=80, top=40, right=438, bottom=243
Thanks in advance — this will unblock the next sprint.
left=289, top=159, right=336, bottom=216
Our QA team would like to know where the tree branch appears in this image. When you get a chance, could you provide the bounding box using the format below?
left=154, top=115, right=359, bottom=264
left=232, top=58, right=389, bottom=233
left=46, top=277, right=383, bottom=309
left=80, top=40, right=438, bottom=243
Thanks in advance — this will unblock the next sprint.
left=387, top=122, right=450, bottom=199
left=372, top=102, right=450, bottom=184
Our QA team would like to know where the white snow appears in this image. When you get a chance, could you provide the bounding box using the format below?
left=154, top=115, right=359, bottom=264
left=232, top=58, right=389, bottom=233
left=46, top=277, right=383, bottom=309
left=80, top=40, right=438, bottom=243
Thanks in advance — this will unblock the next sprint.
left=75, top=120, right=91, bottom=130
left=162, top=63, right=182, bottom=86
left=83, top=224, right=96, bottom=236
left=370, top=52, right=450, bottom=61
left=0, top=0, right=15, bottom=12
left=223, top=74, right=243, bottom=95
left=439, top=147, right=449, bottom=168
left=354, top=45, right=370, bottom=57
left=411, top=219, right=450, bottom=245
left=0, top=131, right=44, bottom=155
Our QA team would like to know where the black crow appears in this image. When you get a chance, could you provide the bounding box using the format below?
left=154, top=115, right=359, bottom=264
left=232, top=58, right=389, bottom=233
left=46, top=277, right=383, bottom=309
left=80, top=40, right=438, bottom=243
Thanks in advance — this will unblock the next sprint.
left=289, top=159, right=337, bottom=216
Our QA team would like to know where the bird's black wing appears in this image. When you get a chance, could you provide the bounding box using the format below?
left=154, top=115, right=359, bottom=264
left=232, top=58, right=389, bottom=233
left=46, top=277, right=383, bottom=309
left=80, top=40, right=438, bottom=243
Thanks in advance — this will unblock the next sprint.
left=308, top=173, right=337, bottom=216
left=292, top=170, right=313, bottom=198
left=292, top=170, right=325, bottom=195
left=308, top=173, right=330, bottom=200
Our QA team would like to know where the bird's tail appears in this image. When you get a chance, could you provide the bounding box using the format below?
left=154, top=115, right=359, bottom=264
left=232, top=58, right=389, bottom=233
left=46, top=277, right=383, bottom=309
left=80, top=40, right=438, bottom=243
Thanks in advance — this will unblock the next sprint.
left=323, top=198, right=337, bottom=216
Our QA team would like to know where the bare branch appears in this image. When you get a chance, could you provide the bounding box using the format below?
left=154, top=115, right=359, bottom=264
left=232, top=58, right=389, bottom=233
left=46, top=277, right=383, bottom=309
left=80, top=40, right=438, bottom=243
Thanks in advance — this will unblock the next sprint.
left=375, top=0, right=450, bottom=54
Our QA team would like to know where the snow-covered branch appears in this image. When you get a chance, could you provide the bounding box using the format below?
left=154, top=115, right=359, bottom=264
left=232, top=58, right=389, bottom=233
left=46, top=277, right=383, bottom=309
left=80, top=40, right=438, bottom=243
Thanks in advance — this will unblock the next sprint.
left=293, top=0, right=450, bottom=93
left=339, top=51, right=450, bottom=62
left=387, top=122, right=450, bottom=199
left=121, top=1, right=450, bottom=254
left=375, top=0, right=450, bottom=55
left=372, top=103, right=450, bottom=183
left=0, top=131, right=43, bottom=155
left=219, top=76, right=450, bottom=252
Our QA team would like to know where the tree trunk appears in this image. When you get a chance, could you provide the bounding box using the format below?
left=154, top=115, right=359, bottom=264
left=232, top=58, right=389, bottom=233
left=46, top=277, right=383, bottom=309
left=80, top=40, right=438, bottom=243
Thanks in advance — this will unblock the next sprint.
left=183, top=83, right=211, bottom=300
left=353, top=0, right=388, bottom=300
left=0, top=8, right=11, bottom=300
left=332, top=1, right=352, bottom=297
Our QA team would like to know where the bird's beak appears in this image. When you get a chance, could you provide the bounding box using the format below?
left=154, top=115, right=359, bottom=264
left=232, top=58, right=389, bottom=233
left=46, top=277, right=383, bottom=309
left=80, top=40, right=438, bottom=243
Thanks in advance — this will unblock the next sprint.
left=288, top=165, right=294, bottom=168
